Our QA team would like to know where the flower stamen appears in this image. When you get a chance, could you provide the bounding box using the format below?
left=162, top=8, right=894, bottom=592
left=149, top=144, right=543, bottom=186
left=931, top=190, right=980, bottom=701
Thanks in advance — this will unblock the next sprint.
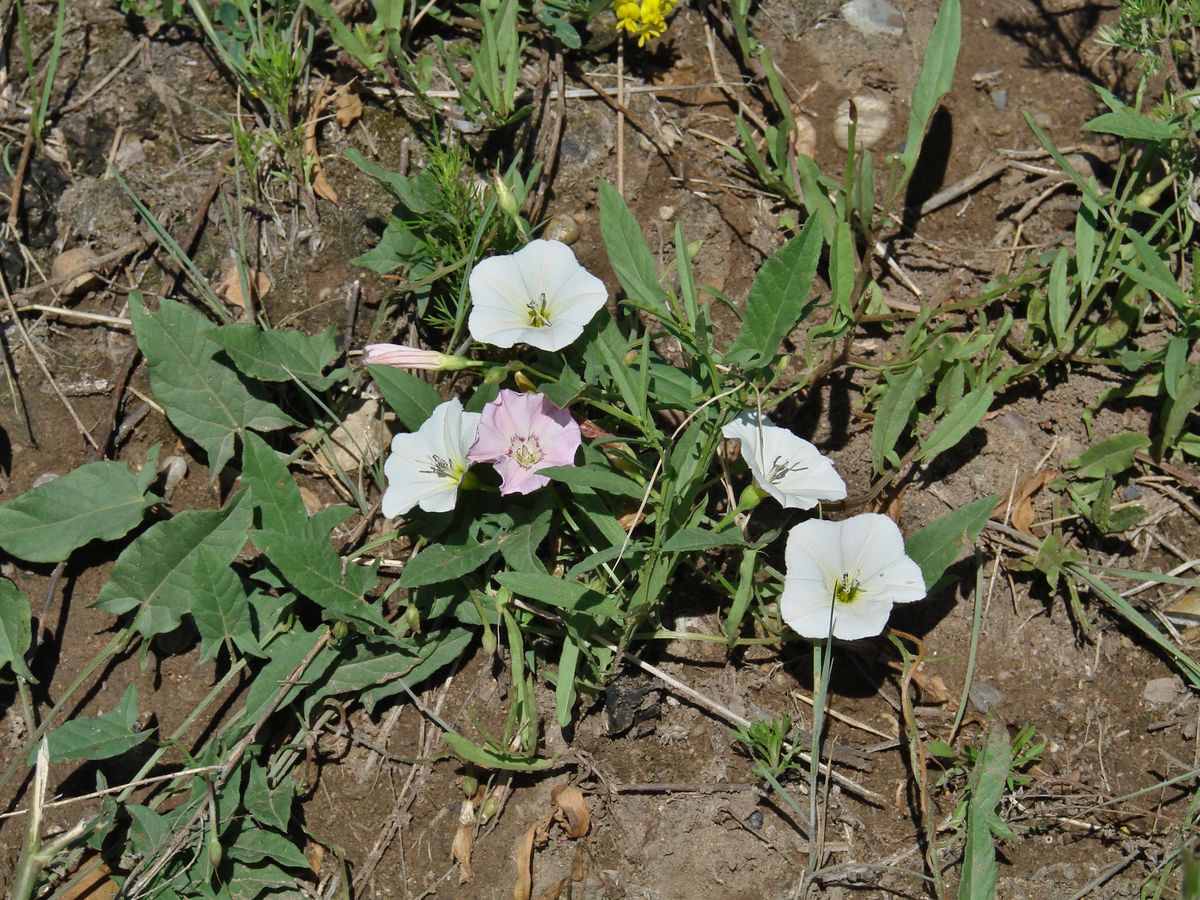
left=833, top=574, right=862, bottom=605
left=510, top=435, right=543, bottom=468
left=526, top=293, right=552, bottom=328
left=766, top=455, right=808, bottom=484
left=422, top=454, right=463, bottom=482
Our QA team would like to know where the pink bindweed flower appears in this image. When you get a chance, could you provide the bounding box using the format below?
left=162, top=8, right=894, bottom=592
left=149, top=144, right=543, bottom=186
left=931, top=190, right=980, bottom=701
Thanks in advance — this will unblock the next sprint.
left=363, top=343, right=475, bottom=371
left=468, top=390, right=581, bottom=495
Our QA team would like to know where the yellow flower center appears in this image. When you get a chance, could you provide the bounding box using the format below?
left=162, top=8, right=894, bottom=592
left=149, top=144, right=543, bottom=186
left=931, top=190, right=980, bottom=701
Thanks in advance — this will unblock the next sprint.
left=833, top=574, right=861, bottom=605
left=424, top=454, right=465, bottom=483
left=511, top=436, right=543, bottom=468
left=526, top=292, right=552, bottom=328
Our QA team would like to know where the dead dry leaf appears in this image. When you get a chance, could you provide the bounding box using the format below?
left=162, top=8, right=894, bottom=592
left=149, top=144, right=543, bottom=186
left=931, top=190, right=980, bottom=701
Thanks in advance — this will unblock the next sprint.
left=216, top=264, right=272, bottom=312
left=535, top=876, right=570, bottom=900
left=305, top=78, right=339, bottom=204
left=452, top=797, right=477, bottom=884
left=311, top=398, right=385, bottom=475
left=996, top=468, right=1056, bottom=537
left=512, top=820, right=549, bottom=900
left=51, top=245, right=101, bottom=296
left=550, top=784, right=590, bottom=839
left=333, top=86, right=363, bottom=128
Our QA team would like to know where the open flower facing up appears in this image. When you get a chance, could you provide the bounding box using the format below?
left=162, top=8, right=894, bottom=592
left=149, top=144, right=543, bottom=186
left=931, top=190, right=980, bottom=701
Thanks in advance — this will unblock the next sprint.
left=722, top=411, right=847, bottom=510
left=468, top=390, right=581, bottom=495
left=781, top=514, right=926, bottom=640
left=382, top=398, right=481, bottom=517
left=364, top=343, right=475, bottom=372
left=468, top=239, right=607, bottom=352
left=614, top=0, right=676, bottom=45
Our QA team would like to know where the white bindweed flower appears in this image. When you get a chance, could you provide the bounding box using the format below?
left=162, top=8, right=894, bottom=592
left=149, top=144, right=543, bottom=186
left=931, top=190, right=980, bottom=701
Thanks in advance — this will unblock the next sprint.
left=468, top=239, right=607, bottom=351
left=382, top=398, right=481, bottom=517
left=781, top=514, right=926, bottom=640
left=722, top=410, right=847, bottom=509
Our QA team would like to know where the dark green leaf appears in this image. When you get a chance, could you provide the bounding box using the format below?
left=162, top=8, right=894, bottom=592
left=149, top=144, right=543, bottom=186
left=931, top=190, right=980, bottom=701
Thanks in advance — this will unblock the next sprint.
left=360, top=626, right=474, bottom=711
left=253, top=517, right=384, bottom=630
left=442, top=731, right=555, bottom=771
left=540, top=464, right=645, bottom=499
left=399, top=539, right=500, bottom=588
left=598, top=180, right=666, bottom=309
left=40, top=684, right=151, bottom=763
left=241, top=432, right=307, bottom=535
left=893, top=0, right=961, bottom=186
left=729, top=217, right=823, bottom=368
left=369, top=364, right=441, bottom=431
left=905, top=494, right=999, bottom=590
left=1066, top=432, right=1150, bottom=479
left=1083, top=109, right=1177, bottom=142
left=919, top=385, right=994, bottom=461
left=0, top=578, right=35, bottom=681
left=245, top=761, right=292, bottom=832
left=495, top=572, right=620, bottom=621
left=207, top=323, right=343, bottom=390
left=191, top=547, right=259, bottom=661
left=0, top=446, right=160, bottom=564
left=661, top=527, right=744, bottom=553
left=958, top=717, right=1011, bottom=900
left=93, top=494, right=252, bottom=639
left=871, top=368, right=924, bottom=473
left=130, top=295, right=295, bottom=474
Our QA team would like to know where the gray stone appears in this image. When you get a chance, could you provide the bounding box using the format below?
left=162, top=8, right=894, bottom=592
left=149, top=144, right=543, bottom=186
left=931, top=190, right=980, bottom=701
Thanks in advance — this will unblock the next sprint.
left=1143, top=677, right=1183, bottom=706
left=991, top=88, right=1008, bottom=111
left=841, top=0, right=904, bottom=38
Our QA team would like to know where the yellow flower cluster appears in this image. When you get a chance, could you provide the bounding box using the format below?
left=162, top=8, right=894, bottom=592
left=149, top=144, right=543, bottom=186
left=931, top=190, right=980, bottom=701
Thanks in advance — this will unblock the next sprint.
left=614, top=0, right=676, bottom=46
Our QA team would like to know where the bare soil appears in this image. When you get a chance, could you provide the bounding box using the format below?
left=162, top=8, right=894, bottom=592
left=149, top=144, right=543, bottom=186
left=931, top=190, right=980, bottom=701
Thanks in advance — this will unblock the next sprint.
left=1, top=0, right=1196, bottom=897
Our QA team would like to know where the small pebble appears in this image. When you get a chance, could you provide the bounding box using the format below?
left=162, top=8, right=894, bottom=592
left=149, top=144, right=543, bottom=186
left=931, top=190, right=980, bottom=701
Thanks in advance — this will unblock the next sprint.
left=841, top=0, right=904, bottom=38
left=657, top=205, right=675, bottom=221
left=1143, top=677, right=1183, bottom=706
left=834, top=95, right=892, bottom=151
left=1121, top=483, right=1143, bottom=501
left=990, top=88, right=1008, bottom=111
left=543, top=213, right=581, bottom=245
left=969, top=682, right=1004, bottom=712
left=746, top=809, right=764, bottom=830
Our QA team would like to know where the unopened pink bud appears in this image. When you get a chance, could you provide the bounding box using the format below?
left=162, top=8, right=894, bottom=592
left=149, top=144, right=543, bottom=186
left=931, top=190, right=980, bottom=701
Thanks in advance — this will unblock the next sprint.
left=363, top=343, right=476, bottom=371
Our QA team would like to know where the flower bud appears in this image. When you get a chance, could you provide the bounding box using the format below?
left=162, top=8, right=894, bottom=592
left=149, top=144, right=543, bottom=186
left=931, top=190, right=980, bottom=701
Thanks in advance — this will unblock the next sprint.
left=331, top=620, right=350, bottom=642
left=483, top=365, right=509, bottom=385
left=493, top=172, right=521, bottom=223
left=481, top=625, right=497, bottom=655
left=405, top=603, right=421, bottom=633
left=461, top=773, right=479, bottom=797
left=363, top=343, right=478, bottom=372
left=513, top=370, right=537, bottom=393
left=479, top=795, right=501, bottom=823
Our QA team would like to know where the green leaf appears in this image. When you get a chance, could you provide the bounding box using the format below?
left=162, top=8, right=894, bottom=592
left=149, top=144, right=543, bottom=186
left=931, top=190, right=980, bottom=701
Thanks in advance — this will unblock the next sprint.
left=191, top=547, right=258, bottom=661
left=556, top=637, right=580, bottom=728
left=958, top=717, right=1011, bottom=900
left=442, top=731, right=555, bottom=772
left=360, top=626, right=474, bottom=711
left=495, top=572, right=621, bottom=621
left=130, top=295, right=295, bottom=475
left=892, top=0, right=961, bottom=187
left=207, top=323, right=343, bottom=390
left=0, top=447, right=160, bottom=564
left=540, top=366, right=583, bottom=408
left=497, top=510, right=552, bottom=574
left=1047, top=248, right=1070, bottom=344
left=871, top=368, right=924, bottom=473
left=598, top=180, right=666, bottom=309
left=93, top=494, right=252, bottom=639
left=1083, top=109, right=1177, bottom=142
left=905, top=494, right=999, bottom=590
left=368, top=364, right=441, bottom=431
left=661, top=527, right=745, bottom=553
left=241, top=432, right=307, bottom=535
left=0, top=579, right=35, bottom=681
left=540, top=464, right=645, bottom=499
left=728, top=217, right=823, bottom=368
left=919, top=385, right=994, bottom=461
left=399, top=538, right=500, bottom=588
left=1066, top=432, right=1149, bottom=479
left=40, top=684, right=151, bottom=763
left=1159, top=368, right=1200, bottom=456
left=245, top=761, right=292, bottom=832
left=1164, top=336, right=1188, bottom=401
left=253, top=517, right=384, bottom=630
left=226, top=822, right=310, bottom=870
left=1120, top=229, right=1189, bottom=307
